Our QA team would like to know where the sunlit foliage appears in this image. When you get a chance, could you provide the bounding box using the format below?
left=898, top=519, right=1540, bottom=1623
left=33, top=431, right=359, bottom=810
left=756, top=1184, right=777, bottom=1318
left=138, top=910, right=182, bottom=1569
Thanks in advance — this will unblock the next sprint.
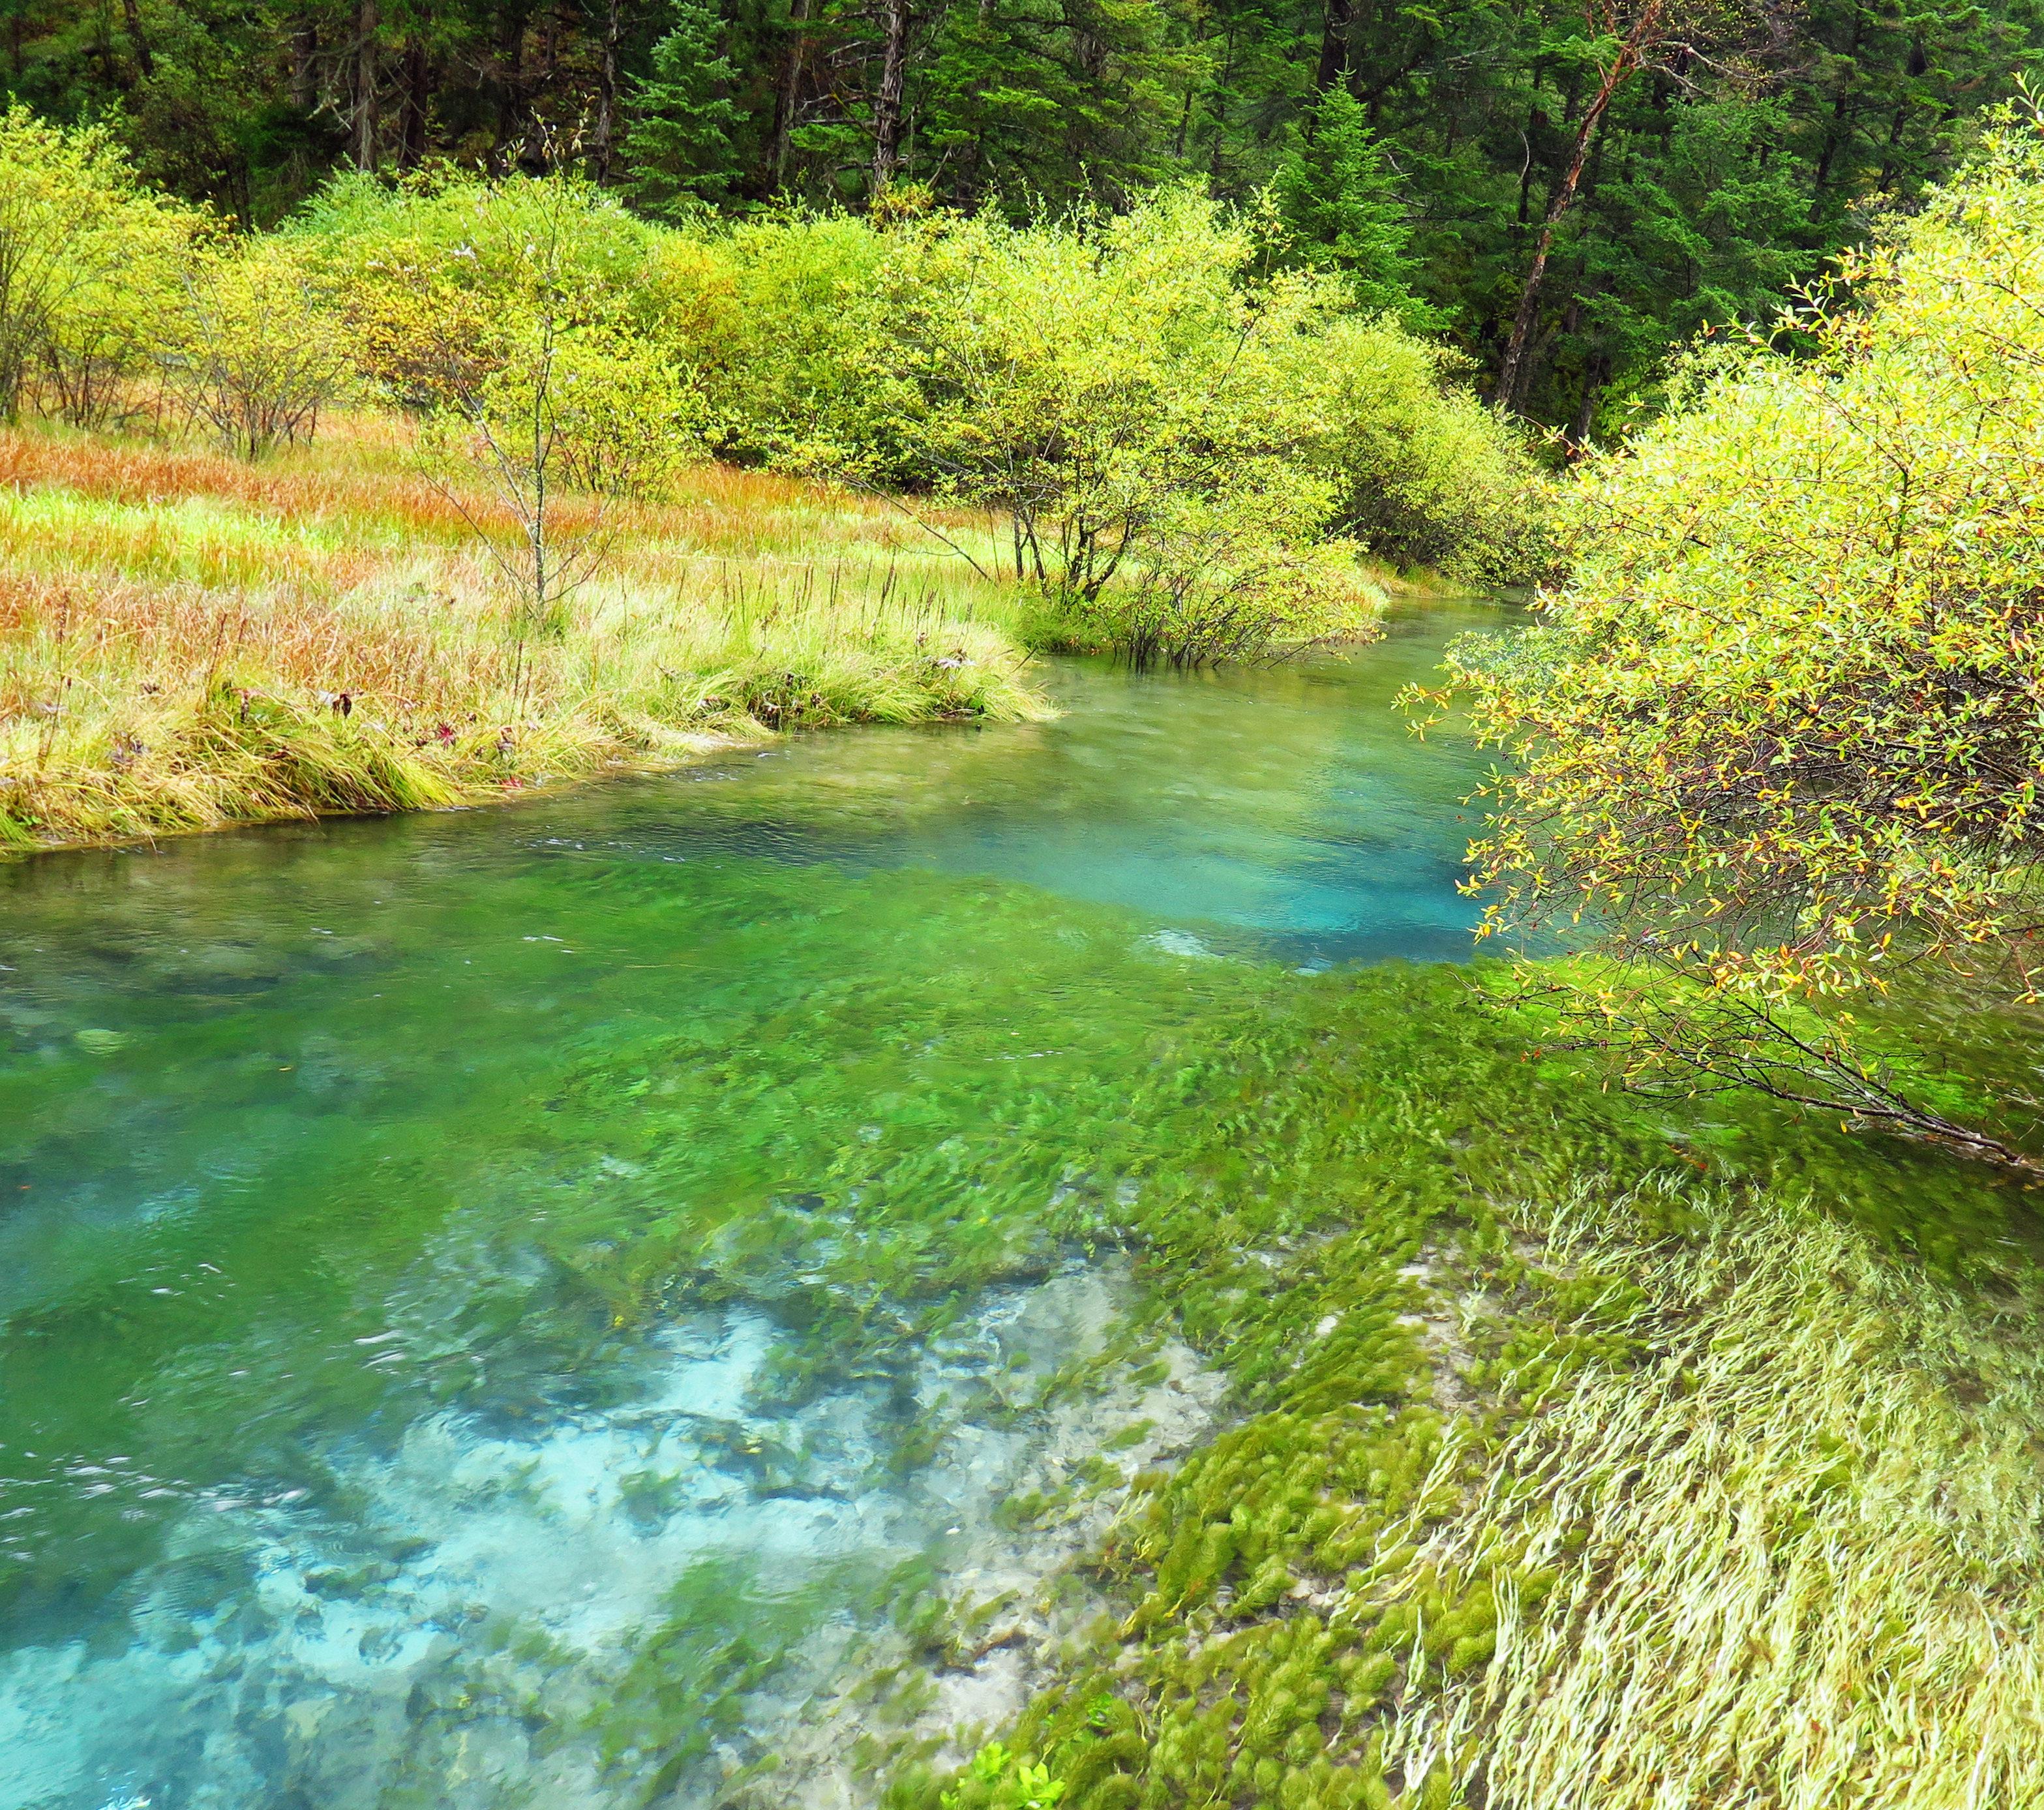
left=1434, top=111, right=2044, bottom=1168
left=0, top=105, right=192, bottom=428
left=757, top=188, right=1540, bottom=662
left=852, top=189, right=1381, bottom=666
left=315, top=177, right=710, bottom=633
left=161, top=237, right=350, bottom=459
left=0, top=115, right=1538, bottom=819
left=286, top=171, right=1541, bottom=662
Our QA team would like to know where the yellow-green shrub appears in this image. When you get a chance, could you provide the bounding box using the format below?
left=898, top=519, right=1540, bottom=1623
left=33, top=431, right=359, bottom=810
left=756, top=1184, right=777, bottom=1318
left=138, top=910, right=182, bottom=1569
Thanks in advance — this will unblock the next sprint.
left=162, top=237, right=352, bottom=458
left=0, top=105, right=194, bottom=428
left=1435, top=110, right=2044, bottom=1167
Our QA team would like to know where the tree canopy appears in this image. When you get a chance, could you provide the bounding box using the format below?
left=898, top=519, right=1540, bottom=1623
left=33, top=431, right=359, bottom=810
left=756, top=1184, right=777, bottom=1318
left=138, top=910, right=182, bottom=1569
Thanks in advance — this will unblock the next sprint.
left=3, top=1, right=2041, bottom=426
left=1433, top=111, right=2044, bottom=1168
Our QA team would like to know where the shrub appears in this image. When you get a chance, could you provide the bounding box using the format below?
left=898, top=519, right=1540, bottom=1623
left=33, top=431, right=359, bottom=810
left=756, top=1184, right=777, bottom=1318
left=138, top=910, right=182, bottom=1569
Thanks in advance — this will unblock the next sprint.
left=704, top=209, right=894, bottom=464
left=1431, top=110, right=2044, bottom=1169
left=288, top=168, right=669, bottom=404
left=0, top=106, right=192, bottom=427
left=1053, top=496, right=1379, bottom=669
left=296, top=172, right=710, bottom=633
left=845, top=188, right=1539, bottom=656
left=160, top=239, right=352, bottom=459
left=1311, top=316, right=1551, bottom=586
left=830, top=190, right=1380, bottom=661
left=286, top=170, right=1544, bottom=638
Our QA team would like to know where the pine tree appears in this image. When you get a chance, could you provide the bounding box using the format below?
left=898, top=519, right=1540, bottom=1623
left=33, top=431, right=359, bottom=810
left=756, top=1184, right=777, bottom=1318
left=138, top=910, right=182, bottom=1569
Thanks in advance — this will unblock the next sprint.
left=623, top=0, right=745, bottom=214
left=1272, top=86, right=1419, bottom=318
left=914, top=0, right=1180, bottom=213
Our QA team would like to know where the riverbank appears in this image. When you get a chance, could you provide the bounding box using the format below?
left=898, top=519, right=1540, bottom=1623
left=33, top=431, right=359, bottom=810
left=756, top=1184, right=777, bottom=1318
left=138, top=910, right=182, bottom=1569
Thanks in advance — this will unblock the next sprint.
left=0, top=417, right=1055, bottom=854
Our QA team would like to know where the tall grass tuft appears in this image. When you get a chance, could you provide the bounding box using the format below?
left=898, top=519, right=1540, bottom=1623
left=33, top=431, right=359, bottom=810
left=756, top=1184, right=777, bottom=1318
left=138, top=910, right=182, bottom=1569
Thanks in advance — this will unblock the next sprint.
left=0, top=421, right=1048, bottom=851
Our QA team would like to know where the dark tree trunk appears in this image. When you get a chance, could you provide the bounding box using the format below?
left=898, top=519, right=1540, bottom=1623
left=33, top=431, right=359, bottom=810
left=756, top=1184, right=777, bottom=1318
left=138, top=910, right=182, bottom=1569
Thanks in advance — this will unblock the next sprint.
left=871, top=0, right=910, bottom=191
left=1492, top=2, right=1662, bottom=414
left=398, top=37, right=429, bottom=167
left=537, top=6, right=559, bottom=104
left=1568, top=351, right=1608, bottom=449
left=1813, top=4, right=1867, bottom=196
left=1876, top=36, right=1931, bottom=189
left=121, top=0, right=155, bottom=78
left=951, top=0, right=998, bottom=205
left=290, top=15, right=318, bottom=111
left=1314, top=0, right=1352, bottom=94
left=352, top=0, right=380, bottom=172
left=488, top=12, right=528, bottom=177
left=590, top=0, right=622, bottom=182
left=1518, top=102, right=1544, bottom=223
left=766, top=0, right=812, bottom=190
left=531, top=6, right=562, bottom=171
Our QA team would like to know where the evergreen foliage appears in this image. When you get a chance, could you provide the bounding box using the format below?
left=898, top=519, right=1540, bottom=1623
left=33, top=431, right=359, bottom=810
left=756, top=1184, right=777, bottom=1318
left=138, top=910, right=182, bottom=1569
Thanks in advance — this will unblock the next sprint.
left=624, top=0, right=745, bottom=213
left=0, top=2, right=2039, bottom=424
left=1271, top=87, right=1418, bottom=320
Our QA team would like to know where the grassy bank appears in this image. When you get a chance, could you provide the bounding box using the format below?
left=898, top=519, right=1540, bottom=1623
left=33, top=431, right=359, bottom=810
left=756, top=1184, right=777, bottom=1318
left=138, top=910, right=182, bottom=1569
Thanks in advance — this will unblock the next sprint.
left=834, top=965, right=2044, bottom=1810
left=0, top=417, right=1052, bottom=852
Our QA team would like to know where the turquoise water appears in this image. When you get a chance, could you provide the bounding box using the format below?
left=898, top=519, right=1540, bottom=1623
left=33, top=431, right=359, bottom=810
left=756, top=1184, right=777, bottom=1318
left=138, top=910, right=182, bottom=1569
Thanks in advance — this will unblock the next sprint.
left=0, top=601, right=1501, bottom=1810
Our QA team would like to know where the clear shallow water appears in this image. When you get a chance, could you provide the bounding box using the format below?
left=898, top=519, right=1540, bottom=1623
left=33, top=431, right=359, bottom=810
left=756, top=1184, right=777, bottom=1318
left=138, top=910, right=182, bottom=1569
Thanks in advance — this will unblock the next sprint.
left=0, top=601, right=1503, bottom=1810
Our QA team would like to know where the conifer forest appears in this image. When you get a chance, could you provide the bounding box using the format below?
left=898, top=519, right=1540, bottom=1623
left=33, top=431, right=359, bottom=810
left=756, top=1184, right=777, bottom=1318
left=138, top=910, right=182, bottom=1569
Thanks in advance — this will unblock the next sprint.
left=8, top=0, right=2041, bottom=427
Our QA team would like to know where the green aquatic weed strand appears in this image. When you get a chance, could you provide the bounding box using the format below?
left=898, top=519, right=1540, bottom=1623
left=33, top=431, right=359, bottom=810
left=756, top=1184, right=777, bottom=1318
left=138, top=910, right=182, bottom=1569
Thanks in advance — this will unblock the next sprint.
left=924, top=1190, right=2044, bottom=1809
left=884, top=978, right=2044, bottom=1810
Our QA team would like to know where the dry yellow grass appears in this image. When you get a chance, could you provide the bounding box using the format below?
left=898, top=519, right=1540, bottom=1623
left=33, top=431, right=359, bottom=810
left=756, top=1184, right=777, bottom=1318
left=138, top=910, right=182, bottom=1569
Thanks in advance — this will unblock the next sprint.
left=0, top=417, right=1047, bottom=851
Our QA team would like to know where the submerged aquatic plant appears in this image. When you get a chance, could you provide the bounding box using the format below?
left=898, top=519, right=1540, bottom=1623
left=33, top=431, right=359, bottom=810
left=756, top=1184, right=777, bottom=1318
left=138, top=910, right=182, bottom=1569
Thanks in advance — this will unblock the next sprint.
left=876, top=967, right=2044, bottom=1810
left=1368, top=1186, right=2044, bottom=1809
left=7, top=774, right=2041, bottom=1807
left=942, top=1743, right=1068, bottom=1809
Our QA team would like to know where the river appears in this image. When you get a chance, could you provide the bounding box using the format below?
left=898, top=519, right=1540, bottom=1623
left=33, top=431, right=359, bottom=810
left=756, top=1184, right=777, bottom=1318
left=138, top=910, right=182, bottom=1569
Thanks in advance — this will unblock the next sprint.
left=0, top=599, right=1501, bottom=1810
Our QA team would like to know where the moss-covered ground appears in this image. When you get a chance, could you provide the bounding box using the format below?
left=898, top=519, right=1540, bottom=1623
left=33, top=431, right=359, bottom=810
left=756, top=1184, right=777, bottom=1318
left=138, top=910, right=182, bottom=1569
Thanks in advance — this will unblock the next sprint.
left=862, top=963, right=2044, bottom=1810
